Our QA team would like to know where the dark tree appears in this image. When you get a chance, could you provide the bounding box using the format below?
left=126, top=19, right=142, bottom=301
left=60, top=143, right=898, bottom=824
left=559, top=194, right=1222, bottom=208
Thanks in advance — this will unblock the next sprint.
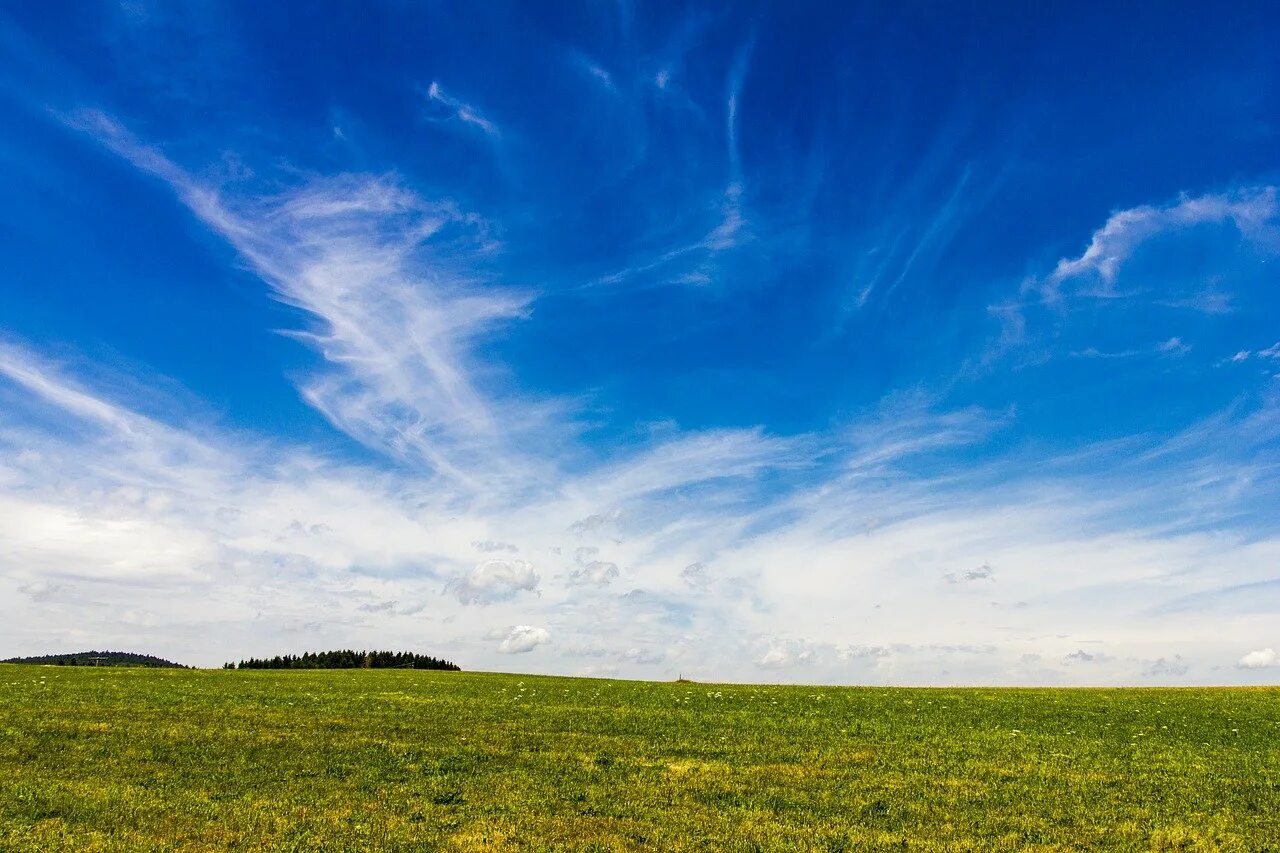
left=232, top=650, right=460, bottom=671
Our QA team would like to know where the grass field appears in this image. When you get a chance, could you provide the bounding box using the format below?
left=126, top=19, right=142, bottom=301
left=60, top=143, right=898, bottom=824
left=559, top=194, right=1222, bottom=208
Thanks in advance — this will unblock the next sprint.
left=1, top=665, right=1278, bottom=850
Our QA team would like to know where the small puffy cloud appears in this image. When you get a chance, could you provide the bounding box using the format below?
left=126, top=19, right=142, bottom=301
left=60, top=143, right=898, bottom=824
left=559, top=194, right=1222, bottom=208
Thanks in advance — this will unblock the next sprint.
left=1142, top=655, right=1189, bottom=678
left=1064, top=649, right=1111, bottom=663
left=496, top=625, right=550, bottom=654
left=1156, top=337, right=1190, bottom=356
left=620, top=647, right=664, bottom=665
left=472, top=539, right=517, bottom=553
left=17, top=580, right=62, bottom=602
left=357, top=600, right=397, bottom=613
left=681, top=561, right=709, bottom=589
left=284, top=520, right=331, bottom=538
left=896, top=643, right=999, bottom=656
left=569, top=560, right=619, bottom=586
left=836, top=644, right=889, bottom=662
left=756, top=639, right=814, bottom=669
left=1230, top=350, right=1251, bottom=363
left=447, top=559, right=539, bottom=604
left=356, top=600, right=425, bottom=616
left=945, top=563, right=994, bottom=584
left=14, top=449, right=42, bottom=466
left=1237, top=648, right=1280, bottom=669
left=567, top=511, right=618, bottom=536
left=581, top=662, right=620, bottom=677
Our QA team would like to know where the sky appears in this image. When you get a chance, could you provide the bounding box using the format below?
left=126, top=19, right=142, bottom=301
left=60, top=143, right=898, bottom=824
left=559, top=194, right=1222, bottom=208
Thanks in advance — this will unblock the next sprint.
left=2, top=2, right=1280, bottom=683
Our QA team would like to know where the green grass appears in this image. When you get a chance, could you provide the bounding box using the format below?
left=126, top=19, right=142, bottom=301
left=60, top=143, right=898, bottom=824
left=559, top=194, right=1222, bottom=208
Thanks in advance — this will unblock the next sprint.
left=1, top=666, right=1278, bottom=850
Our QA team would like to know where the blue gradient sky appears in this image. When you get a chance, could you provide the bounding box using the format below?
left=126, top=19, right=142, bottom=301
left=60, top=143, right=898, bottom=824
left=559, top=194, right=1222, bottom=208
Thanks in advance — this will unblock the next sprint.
left=2, top=2, right=1280, bottom=681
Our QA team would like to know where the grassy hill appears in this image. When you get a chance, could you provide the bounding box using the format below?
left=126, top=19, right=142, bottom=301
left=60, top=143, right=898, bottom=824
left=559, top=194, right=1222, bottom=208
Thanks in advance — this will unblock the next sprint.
left=1, top=666, right=1277, bottom=849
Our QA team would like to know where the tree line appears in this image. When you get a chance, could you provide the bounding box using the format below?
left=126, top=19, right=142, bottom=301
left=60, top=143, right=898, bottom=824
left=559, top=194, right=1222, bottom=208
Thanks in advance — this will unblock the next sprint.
left=1, top=651, right=187, bottom=668
left=225, top=650, right=461, bottom=671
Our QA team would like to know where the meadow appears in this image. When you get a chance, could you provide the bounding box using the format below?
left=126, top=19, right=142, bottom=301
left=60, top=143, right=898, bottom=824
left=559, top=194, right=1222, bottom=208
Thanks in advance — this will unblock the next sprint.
left=1, top=665, right=1277, bottom=850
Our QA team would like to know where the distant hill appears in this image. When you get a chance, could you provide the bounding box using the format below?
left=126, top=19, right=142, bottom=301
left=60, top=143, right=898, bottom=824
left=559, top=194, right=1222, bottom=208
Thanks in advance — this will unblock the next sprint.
left=229, top=650, right=460, bottom=671
left=2, top=650, right=188, bottom=668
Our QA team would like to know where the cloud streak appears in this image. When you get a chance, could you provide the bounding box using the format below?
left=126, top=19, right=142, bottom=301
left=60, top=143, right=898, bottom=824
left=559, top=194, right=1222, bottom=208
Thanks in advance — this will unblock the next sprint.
left=64, top=109, right=549, bottom=493
left=1043, top=188, right=1278, bottom=299
left=426, top=81, right=500, bottom=136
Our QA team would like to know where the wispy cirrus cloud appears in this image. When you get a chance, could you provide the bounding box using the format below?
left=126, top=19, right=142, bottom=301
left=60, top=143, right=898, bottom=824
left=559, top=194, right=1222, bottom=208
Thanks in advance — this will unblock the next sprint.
left=987, top=185, right=1280, bottom=370
left=592, top=37, right=757, bottom=290
left=1040, top=187, right=1278, bottom=300
left=855, top=166, right=975, bottom=310
left=63, top=108, right=551, bottom=493
left=425, top=81, right=500, bottom=137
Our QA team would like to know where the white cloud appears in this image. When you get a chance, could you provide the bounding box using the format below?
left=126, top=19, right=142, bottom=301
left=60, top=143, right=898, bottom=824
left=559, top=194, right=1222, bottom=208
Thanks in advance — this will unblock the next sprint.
left=16, top=580, right=61, bottom=602
left=63, top=109, right=546, bottom=494
left=1063, top=649, right=1112, bottom=663
left=472, top=539, right=517, bottom=553
left=1237, top=648, right=1279, bottom=669
left=836, top=644, right=889, bottom=662
left=425, top=81, right=499, bottom=136
left=1156, top=337, right=1190, bottom=356
left=620, top=647, right=664, bottom=664
left=1045, top=187, right=1278, bottom=297
left=1141, top=656, right=1190, bottom=678
left=945, top=563, right=994, bottom=584
left=448, top=559, right=540, bottom=605
left=990, top=185, right=1280, bottom=377
left=5, top=336, right=1280, bottom=682
left=496, top=625, right=550, bottom=654
left=571, top=55, right=615, bottom=91
left=567, top=512, right=617, bottom=536
left=756, top=639, right=814, bottom=669
left=680, top=562, right=709, bottom=589
left=591, top=41, right=756, bottom=290
left=7, top=332, right=1280, bottom=682
left=569, top=560, right=619, bottom=586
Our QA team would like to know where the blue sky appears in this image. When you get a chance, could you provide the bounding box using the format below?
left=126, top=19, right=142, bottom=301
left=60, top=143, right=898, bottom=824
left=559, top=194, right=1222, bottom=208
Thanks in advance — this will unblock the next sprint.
left=2, top=2, right=1280, bottom=682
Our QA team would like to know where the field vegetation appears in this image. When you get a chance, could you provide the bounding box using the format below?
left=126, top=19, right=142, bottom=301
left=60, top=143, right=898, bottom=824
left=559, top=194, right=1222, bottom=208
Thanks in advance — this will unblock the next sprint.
left=1, top=665, right=1277, bottom=850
